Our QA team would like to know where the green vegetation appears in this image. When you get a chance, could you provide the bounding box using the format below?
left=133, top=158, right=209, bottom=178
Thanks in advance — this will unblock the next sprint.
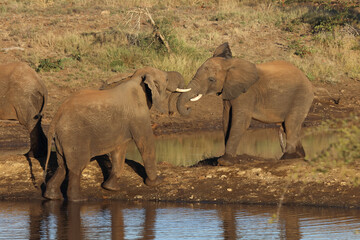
left=306, top=117, right=360, bottom=184
left=36, top=58, right=65, bottom=72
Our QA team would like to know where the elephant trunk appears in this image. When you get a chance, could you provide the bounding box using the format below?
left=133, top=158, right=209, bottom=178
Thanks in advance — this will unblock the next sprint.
left=176, top=80, right=201, bottom=116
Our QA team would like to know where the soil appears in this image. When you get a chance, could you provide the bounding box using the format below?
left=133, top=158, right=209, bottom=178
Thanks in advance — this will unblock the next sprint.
left=1, top=3, right=360, bottom=207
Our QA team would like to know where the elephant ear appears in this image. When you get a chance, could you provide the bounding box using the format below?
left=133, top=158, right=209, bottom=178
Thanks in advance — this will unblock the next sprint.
left=222, top=59, right=259, bottom=100
left=213, top=42, right=232, bottom=59
left=143, top=74, right=167, bottom=114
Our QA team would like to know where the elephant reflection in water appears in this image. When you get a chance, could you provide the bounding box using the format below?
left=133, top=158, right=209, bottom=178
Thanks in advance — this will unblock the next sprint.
left=27, top=201, right=156, bottom=240
left=218, top=205, right=302, bottom=240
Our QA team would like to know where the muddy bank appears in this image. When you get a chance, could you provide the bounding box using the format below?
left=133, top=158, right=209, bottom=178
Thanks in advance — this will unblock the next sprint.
left=1, top=152, right=360, bottom=208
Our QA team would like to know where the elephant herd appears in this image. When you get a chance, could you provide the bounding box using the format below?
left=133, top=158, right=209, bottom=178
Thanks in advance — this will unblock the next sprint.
left=0, top=43, right=316, bottom=201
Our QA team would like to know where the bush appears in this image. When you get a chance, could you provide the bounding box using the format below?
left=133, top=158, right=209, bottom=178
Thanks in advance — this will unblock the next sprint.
left=36, top=58, right=65, bottom=72
left=308, top=117, right=360, bottom=171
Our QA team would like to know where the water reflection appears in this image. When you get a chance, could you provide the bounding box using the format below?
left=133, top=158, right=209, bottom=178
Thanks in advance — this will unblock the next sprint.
left=0, top=121, right=337, bottom=167
left=0, top=201, right=360, bottom=240
left=126, top=128, right=337, bottom=166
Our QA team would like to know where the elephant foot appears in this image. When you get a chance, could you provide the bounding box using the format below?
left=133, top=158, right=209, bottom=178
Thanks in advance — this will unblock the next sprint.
left=26, top=150, right=46, bottom=159
left=217, top=155, right=238, bottom=166
left=43, top=189, right=63, bottom=200
left=102, top=177, right=121, bottom=191
left=280, top=146, right=305, bottom=160
left=145, top=176, right=164, bottom=187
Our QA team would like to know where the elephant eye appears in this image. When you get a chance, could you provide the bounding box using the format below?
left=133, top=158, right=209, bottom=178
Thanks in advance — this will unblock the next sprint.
left=154, top=82, right=160, bottom=91
left=208, top=77, right=216, bottom=83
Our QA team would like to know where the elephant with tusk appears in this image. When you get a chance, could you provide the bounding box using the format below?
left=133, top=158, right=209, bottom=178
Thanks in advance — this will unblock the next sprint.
left=0, top=62, right=48, bottom=158
left=100, top=70, right=190, bottom=116
left=177, top=42, right=315, bottom=165
left=43, top=66, right=189, bottom=201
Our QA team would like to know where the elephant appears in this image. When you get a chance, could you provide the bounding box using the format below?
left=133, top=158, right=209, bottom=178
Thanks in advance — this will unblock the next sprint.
left=0, top=62, right=48, bottom=158
left=177, top=43, right=314, bottom=165
left=43, top=66, right=191, bottom=201
left=100, top=70, right=188, bottom=115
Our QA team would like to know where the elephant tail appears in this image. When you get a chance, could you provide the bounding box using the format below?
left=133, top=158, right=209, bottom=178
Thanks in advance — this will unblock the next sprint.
left=43, top=117, right=57, bottom=182
left=313, top=87, right=340, bottom=104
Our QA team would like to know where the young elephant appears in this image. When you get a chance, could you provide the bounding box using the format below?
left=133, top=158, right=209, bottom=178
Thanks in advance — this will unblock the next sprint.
left=177, top=43, right=314, bottom=165
left=44, top=67, right=190, bottom=201
left=100, top=70, right=188, bottom=115
left=0, top=62, right=48, bottom=158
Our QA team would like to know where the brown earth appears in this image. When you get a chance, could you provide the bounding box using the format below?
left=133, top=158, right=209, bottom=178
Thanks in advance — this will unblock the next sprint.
left=1, top=3, right=360, bottom=207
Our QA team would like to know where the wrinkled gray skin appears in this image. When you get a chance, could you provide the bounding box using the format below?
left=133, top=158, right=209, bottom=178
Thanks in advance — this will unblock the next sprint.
left=101, top=70, right=186, bottom=115
left=44, top=67, right=181, bottom=201
left=0, top=62, right=48, bottom=158
left=177, top=43, right=314, bottom=164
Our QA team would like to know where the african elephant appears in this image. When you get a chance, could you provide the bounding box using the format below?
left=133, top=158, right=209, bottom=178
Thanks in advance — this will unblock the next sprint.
left=43, top=66, right=190, bottom=201
left=100, top=70, right=188, bottom=115
left=0, top=62, right=48, bottom=158
left=177, top=43, right=314, bottom=165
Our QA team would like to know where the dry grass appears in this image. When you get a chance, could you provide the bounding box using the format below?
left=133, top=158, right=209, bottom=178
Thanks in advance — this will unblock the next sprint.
left=1, top=0, right=359, bottom=88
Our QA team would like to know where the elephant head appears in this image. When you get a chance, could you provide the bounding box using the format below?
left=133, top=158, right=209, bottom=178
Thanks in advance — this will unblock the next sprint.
left=177, top=42, right=259, bottom=116
left=101, top=68, right=190, bottom=115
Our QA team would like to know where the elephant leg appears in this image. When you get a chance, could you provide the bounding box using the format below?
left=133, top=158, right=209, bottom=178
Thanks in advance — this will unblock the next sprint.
left=102, top=143, right=128, bottom=191
left=280, top=114, right=306, bottom=160
left=131, top=124, right=162, bottom=187
left=67, top=168, right=86, bottom=202
left=218, top=110, right=252, bottom=166
left=66, top=151, right=89, bottom=201
left=27, top=118, right=47, bottom=158
left=223, top=100, right=231, bottom=143
left=44, top=151, right=66, bottom=200
left=278, top=123, right=286, bottom=153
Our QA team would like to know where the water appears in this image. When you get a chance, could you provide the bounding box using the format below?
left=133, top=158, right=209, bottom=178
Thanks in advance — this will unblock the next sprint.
left=126, top=128, right=337, bottom=166
left=0, top=200, right=359, bottom=240
left=0, top=125, right=347, bottom=239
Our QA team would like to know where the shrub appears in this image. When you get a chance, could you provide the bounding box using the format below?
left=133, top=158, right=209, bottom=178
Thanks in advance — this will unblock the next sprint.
left=36, top=58, right=65, bottom=72
left=307, top=117, right=360, bottom=171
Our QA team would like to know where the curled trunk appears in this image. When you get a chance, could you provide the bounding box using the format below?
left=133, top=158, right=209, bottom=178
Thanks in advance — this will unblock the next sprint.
left=176, top=81, right=201, bottom=116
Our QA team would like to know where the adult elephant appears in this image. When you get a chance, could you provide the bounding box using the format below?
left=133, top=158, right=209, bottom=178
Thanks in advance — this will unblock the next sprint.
left=177, top=43, right=314, bottom=165
left=44, top=66, right=191, bottom=201
left=101, top=70, right=188, bottom=115
left=0, top=62, right=48, bottom=158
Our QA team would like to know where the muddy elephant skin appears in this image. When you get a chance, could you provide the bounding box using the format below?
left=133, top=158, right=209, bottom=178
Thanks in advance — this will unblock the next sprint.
left=0, top=62, right=48, bottom=158
left=44, top=66, right=188, bottom=201
left=177, top=43, right=314, bottom=164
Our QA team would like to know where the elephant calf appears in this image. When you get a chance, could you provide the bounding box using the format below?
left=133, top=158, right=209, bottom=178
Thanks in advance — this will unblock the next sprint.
left=0, top=62, right=48, bottom=157
left=177, top=43, right=314, bottom=165
left=44, top=66, right=190, bottom=201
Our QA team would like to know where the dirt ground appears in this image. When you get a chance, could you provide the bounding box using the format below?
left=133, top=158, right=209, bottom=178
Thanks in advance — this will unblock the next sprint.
left=1, top=3, right=360, bottom=207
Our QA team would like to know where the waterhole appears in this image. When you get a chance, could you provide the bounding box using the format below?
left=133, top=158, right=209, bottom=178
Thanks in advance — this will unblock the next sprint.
left=0, top=200, right=359, bottom=239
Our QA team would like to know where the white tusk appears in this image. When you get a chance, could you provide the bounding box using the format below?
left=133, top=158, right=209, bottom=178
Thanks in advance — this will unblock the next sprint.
left=190, top=94, right=203, bottom=102
left=175, top=88, right=191, bottom=93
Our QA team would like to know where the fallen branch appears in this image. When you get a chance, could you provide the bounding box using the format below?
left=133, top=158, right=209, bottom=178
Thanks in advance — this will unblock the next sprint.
left=1, top=47, right=25, bottom=52
left=145, top=8, right=172, bottom=53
